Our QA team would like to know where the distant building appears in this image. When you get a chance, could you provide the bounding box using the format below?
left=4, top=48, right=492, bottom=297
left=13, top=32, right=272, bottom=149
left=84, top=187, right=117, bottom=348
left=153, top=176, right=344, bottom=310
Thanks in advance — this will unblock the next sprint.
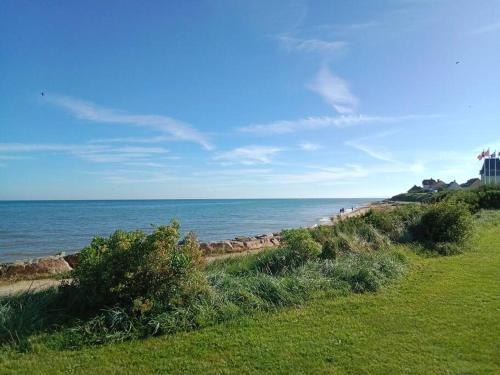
left=447, top=180, right=461, bottom=190
left=422, top=178, right=437, bottom=191
left=422, top=178, right=448, bottom=191
left=460, top=178, right=481, bottom=189
left=408, top=185, right=425, bottom=193
left=480, top=158, right=500, bottom=185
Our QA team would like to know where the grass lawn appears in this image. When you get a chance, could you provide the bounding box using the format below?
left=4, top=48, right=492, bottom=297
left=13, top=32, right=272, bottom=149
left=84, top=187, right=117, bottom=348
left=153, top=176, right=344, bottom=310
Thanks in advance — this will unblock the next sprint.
left=1, top=211, right=499, bottom=374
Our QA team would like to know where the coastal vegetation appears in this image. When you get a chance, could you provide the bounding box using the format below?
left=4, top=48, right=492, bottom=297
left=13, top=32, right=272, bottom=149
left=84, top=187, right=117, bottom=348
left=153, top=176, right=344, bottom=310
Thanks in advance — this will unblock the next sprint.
left=0, top=186, right=499, bottom=373
left=1, top=209, right=499, bottom=373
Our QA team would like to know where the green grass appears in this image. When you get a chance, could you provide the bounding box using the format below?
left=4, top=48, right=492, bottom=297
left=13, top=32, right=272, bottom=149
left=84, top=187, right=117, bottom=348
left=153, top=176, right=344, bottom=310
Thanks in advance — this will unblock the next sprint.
left=1, top=211, right=499, bottom=374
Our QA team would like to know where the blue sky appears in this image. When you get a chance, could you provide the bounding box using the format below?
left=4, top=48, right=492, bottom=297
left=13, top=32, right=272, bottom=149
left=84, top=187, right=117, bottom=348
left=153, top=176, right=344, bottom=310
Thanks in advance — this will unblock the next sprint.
left=1, top=0, right=499, bottom=199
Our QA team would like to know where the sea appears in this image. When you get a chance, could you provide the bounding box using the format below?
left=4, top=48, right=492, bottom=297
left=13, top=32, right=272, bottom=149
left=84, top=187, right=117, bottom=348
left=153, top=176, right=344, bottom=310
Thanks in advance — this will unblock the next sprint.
left=0, top=198, right=377, bottom=262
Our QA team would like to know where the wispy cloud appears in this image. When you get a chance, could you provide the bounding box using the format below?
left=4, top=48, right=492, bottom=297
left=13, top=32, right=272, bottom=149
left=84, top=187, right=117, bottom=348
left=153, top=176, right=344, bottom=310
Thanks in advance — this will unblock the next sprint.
left=0, top=143, right=169, bottom=164
left=268, top=162, right=423, bottom=185
left=346, top=140, right=395, bottom=163
left=468, top=21, right=500, bottom=35
left=89, top=135, right=173, bottom=144
left=214, top=146, right=282, bottom=165
left=307, top=65, right=358, bottom=114
left=299, top=142, right=322, bottom=151
left=45, top=95, right=213, bottom=150
left=239, top=114, right=436, bottom=135
left=316, top=21, right=380, bottom=34
left=0, top=155, right=32, bottom=160
left=86, top=169, right=175, bottom=184
left=278, top=35, right=347, bottom=53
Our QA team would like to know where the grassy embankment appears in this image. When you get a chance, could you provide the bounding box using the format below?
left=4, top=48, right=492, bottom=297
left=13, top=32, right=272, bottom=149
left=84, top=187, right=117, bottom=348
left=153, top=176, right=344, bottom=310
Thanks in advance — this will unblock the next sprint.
left=0, top=210, right=499, bottom=374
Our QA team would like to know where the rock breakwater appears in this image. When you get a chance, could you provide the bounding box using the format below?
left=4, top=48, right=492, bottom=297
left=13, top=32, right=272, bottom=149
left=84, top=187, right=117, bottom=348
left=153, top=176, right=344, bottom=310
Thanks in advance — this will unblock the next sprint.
left=0, top=233, right=283, bottom=279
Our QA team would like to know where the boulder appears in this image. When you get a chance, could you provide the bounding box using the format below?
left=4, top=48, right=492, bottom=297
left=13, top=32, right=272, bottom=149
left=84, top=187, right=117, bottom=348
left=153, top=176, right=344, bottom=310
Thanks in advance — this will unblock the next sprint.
left=243, top=239, right=263, bottom=250
left=0, top=254, right=72, bottom=279
left=64, top=253, right=80, bottom=268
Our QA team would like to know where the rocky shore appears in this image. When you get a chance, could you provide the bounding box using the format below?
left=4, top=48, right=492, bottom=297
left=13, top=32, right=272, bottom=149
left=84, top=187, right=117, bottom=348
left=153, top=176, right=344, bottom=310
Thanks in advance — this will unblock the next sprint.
left=0, top=233, right=284, bottom=280
left=0, top=203, right=383, bottom=281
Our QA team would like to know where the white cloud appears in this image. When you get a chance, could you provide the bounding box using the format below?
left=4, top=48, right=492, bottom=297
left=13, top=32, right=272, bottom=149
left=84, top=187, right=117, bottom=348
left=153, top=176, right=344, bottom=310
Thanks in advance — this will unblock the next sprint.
left=317, top=21, right=380, bottom=34
left=278, top=35, right=347, bottom=53
left=239, top=114, right=435, bottom=135
left=299, top=142, right=322, bottom=151
left=45, top=95, right=213, bottom=150
left=265, top=161, right=424, bottom=185
left=214, top=146, right=282, bottom=165
left=468, top=21, right=500, bottom=35
left=345, top=140, right=395, bottom=163
left=89, top=135, right=173, bottom=144
left=0, top=155, right=31, bottom=160
left=86, top=169, right=175, bottom=184
left=0, top=143, right=169, bottom=164
left=307, top=65, right=358, bottom=114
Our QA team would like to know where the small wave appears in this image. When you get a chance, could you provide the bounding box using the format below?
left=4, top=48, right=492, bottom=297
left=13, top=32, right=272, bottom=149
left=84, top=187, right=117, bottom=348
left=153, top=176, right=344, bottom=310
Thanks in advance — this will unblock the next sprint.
left=318, top=216, right=332, bottom=224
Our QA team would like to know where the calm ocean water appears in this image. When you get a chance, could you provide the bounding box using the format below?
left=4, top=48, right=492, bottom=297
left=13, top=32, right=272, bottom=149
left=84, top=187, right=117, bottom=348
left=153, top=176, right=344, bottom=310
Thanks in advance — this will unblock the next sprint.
left=0, top=199, right=376, bottom=262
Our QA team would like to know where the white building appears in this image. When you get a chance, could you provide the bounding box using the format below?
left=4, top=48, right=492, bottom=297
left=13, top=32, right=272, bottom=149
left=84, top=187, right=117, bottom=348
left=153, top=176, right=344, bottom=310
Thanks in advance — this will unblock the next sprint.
left=480, top=158, right=500, bottom=185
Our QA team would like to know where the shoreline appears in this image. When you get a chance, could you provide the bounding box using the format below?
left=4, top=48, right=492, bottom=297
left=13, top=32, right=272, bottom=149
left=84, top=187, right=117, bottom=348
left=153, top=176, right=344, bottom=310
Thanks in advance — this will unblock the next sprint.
left=0, top=201, right=387, bottom=283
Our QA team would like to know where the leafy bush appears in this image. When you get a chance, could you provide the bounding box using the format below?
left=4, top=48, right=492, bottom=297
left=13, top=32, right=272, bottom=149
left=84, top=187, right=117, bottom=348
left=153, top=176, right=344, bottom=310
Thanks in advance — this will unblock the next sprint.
left=320, top=236, right=351, bottom=259
left=432, top=185, right=500, bottom=212
left=478, top=189, right=500, bottom=209
left=364, top=204, right=424, bottom=242
left=414, top=201, right=473, bottom=246
left=64, top=221, right=208, bottom=314
left=252, top=229, right=321, bottom=275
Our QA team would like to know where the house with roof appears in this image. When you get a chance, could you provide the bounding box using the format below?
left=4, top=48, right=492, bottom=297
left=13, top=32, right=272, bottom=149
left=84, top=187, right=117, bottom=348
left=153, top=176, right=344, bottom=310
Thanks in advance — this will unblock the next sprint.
left=460, top=178, right=481, bottom=188
left=422, top=178, right=437, bottom=191
left=447, top=180, right=461, bottom=190
left=407, top=185, right=425, bottom=193
left=422, top=178, right=448, bottom=192
left=480, top=158, right=500, bottom=185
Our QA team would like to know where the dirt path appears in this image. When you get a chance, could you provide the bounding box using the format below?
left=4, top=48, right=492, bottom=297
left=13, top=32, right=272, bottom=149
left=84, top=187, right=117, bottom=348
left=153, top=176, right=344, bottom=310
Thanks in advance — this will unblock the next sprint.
left=0, top=279, right=62, bottom=297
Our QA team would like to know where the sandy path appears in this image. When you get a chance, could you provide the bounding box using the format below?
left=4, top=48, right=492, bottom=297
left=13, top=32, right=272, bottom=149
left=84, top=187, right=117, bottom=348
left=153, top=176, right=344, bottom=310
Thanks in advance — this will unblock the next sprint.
left=0, top=279, right=62, bottom=297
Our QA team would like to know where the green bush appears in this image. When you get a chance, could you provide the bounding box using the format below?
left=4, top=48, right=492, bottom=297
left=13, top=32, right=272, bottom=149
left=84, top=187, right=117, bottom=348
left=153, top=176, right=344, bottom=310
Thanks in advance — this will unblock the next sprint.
left=364, top=205, right=424, bottom=242
left=64, top=221, right=208, bottom=314
left=320, top=236, right=351, bottom=259
left=414, top=201, right=473, bottom=246
left=432, top=185, right=500, bottom=212
left=478, top=189, right=500, bottom=209
left=251, top=229, right=321, bottom=275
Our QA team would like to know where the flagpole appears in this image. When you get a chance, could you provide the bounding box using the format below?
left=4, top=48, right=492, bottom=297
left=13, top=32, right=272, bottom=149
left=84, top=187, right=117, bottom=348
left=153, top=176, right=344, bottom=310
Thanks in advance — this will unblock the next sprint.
left=487, top=155, right=490, bottom=185
left=488, top=150, right=491, bottom=185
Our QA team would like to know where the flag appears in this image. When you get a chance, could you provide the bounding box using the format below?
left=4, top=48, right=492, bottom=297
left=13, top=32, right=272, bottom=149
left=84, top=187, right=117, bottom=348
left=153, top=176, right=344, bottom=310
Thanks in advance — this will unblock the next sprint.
left=477, top=150, right=485, bottom=160
left=485, top=149, right=491, bottom=157
left=492, top=151, right=497, bottom=158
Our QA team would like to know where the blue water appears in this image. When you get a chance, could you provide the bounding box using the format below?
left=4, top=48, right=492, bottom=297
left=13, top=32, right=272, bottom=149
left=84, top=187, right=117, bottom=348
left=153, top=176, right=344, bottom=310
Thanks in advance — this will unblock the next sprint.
left=0, top=199, right=376, bottom=262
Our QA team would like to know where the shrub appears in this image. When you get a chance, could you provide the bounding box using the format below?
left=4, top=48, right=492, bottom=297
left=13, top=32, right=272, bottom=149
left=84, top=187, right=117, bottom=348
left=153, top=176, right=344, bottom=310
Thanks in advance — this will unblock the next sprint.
left=320, top=236, right=351, bottom=259
left=252, top=229, right=321, bottom=274
left=432, top=242, right=464, bottom=256
left=432, top=185, right=500, bottom=212
left=414, top=201, right=473, bottom=245
left=478, top=189, right=500, bottom=209
left=64, top=221, right=208, bottom=314
left=364, top=205, right=424, bottom=242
